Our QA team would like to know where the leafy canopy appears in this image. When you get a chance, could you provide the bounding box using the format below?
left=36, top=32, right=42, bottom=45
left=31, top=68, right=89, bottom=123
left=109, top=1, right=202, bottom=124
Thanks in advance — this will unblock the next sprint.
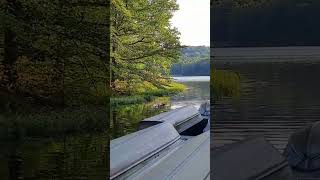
left=1, top=0, right=109, bottom=98
left=111, top=0, right=181, bottom=94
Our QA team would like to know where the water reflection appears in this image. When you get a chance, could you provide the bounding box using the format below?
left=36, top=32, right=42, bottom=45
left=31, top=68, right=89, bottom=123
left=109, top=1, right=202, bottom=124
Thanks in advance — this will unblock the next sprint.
left=110, top=97, right=171, bottom=139
left=212, top=61, right=320, bottom=151
left=111, top=76, right=210, bottom=139
left=171, top=76, right=210, bottom=109
left=0, top=134, right=108, bottom=180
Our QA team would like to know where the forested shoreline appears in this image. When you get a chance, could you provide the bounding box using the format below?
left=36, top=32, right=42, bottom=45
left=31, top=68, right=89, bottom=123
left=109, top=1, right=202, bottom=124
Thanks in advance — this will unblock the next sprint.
left=171, top=46, right=210, bottom=76
left=0, top=0, right=188, bottom=139
left=110, top=0, right=188, bottom=105
left=212, top=0, right=320, bottom=47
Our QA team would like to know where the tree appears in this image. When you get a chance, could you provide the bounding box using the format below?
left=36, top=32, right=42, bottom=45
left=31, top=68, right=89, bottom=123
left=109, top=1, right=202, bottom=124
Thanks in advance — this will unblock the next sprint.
left=110, top=0, right=181, bottom=95
left=1, top=0, right=21, bottom=91
left=1, top=0, right=109, bottom=102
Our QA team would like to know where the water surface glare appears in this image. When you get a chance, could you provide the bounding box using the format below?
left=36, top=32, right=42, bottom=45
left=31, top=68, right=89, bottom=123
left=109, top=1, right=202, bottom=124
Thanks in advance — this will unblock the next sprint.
left=173, top=76, right=210, bottom=82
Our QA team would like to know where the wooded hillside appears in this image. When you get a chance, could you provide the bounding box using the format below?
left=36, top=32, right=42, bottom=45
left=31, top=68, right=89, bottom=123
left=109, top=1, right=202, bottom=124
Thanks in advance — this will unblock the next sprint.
left=212, top=0, right=320, bottom=47
left=171, top=46, right=210, bottom=76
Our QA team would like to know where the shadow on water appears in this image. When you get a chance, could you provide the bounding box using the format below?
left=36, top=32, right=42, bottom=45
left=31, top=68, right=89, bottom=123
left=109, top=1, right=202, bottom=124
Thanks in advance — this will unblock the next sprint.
left=110, top=77, right=210, bottom=140
left=0, top=134, right=108, bottom=180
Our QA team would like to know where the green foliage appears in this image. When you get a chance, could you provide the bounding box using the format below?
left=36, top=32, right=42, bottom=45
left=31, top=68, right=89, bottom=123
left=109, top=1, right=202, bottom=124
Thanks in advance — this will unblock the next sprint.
left=179, top=46, right=210, bottom=63
left=134, top=81, right=185, bottom=95
left=1, top=0, right=110, bottom=101
left=111, top=0, right=181, bottom=94
left=111, top=82, right=185, bottom=106
left=110, top=97, right=170, bottom=139
left=111, top=95, right=149, bottom=106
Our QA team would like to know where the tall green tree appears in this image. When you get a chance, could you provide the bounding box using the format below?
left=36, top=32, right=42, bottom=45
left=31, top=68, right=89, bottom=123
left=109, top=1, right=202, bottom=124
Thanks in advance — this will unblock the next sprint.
left=1, top=0, right=109, bottom=101
left=111, top=0, right=181, bottom=94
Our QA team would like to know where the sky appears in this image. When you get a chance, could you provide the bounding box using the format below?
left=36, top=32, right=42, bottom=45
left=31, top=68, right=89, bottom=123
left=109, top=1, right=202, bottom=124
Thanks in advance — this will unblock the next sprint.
left=170, top=0, right=210, bottom=46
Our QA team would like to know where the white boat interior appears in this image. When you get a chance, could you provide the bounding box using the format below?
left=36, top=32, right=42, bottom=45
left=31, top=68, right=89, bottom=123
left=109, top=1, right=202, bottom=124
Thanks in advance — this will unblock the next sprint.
left=110, top=104, right=210, bottom=180
left=139, top=105, right=209, bottom=136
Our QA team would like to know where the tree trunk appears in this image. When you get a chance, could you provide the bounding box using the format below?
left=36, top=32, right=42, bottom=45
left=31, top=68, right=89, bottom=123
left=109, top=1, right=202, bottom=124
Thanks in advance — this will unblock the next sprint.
left=3, top=0, right=20, bottom=92
left=3, top=28, right=18, bottom=92
left=110, top=8, right=118, bottom=95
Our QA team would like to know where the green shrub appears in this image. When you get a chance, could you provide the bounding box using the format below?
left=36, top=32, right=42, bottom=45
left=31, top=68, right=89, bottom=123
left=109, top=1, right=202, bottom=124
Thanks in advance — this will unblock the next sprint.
left=111, top=82, right=185, bottom=106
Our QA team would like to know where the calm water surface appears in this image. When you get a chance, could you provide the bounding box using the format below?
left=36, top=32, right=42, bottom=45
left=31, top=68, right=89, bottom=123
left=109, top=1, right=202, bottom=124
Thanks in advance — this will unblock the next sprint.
left=0, top=134, right=107, bottom=179
left=212, top=60, right=320, bottom=151
left=111, top=76, right=210, bottom=140
left=171, top=76, right=210, bottom=109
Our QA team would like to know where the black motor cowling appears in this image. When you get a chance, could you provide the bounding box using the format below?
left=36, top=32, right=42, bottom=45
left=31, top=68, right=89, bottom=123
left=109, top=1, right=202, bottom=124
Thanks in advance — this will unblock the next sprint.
left=284, top=121, right=320, bottom=173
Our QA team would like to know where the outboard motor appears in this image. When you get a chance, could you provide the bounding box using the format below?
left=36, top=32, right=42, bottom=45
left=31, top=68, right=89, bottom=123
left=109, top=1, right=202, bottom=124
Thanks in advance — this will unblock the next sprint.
left=199, top=101, right=210, bottom=118
left=284, top=121, right=320, bottom=179
left=199, top=101, right=210, bottom=132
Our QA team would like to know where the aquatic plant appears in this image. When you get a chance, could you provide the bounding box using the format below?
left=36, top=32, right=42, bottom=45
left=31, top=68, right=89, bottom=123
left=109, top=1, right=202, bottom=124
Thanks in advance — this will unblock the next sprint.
left=110, top=97, right=170, bottom=139
left=211, top=69, right=241, bottom=99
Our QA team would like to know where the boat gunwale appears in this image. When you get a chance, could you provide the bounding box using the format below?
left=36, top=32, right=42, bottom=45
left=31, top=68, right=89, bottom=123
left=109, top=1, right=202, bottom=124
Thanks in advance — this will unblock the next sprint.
left=111, top=135, right=181, bottom=179
left=110, top=123, right=181, bottom=179
left=142, top=106, right=199, bottom=124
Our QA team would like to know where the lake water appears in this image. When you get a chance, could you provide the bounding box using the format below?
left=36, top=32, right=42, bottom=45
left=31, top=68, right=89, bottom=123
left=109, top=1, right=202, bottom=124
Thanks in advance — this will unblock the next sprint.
left=110, top=76, right=210, bottom=140
left=0, top=134, right=108, bottom=179
left=171, top=76, right=210, bottom=109
left=212, top=47, right=320, bottom=152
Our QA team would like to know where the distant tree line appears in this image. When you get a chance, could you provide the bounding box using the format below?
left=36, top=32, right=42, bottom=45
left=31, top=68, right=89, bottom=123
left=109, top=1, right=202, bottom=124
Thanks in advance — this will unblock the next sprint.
left=212, top=0, right=320, bottom=47
left=171, top=46, right=210, bottom=76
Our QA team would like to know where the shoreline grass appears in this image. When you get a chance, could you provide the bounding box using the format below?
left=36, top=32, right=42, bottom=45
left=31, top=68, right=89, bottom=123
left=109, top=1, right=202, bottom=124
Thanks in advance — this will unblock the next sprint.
left=111, top=82, right=186, bottom=106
